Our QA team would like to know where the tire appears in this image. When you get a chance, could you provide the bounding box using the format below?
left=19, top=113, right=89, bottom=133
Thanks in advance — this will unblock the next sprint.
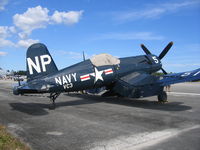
left=157, top=91, right=167, bottom=102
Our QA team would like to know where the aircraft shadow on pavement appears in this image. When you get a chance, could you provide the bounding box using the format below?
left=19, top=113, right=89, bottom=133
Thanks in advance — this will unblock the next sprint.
left=66, top=93, right=192, bottom=112
left=10, top=102, right=49, bottom=116
left=9, top=93, right=191, bottom=116
left=9, top=97, right=102, bottom=116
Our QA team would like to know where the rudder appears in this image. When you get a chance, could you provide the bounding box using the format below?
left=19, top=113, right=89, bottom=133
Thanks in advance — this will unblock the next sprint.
left=26, top=43, right=58, bottom=81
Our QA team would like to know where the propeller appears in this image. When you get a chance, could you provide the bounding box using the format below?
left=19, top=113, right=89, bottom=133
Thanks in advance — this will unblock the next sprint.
left=158, top=41, right=173, bottom=60
left=161, top=68, right=168, bottom=75
left=141, top=44, right=151, bottom=55
left=140, top=41, right=173, bottom=75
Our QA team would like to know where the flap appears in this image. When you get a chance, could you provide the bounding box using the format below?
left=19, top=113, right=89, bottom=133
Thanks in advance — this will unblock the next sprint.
left=120, top=72, right=158, bottom=86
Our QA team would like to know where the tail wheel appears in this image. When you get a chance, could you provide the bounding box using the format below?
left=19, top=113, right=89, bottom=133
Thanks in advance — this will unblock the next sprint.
left=157, top=91, right=168, bottom=103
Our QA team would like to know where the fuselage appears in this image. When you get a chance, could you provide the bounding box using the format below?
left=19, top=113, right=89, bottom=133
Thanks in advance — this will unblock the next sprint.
left=14, top=54, right=162, bottom=95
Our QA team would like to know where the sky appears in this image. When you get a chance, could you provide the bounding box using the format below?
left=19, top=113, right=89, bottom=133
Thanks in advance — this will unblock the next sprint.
left=0, top=0, right=200, bottom=72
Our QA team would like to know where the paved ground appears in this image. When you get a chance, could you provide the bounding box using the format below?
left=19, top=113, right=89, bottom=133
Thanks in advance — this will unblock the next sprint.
left=0, top=80, right=200, bottom=150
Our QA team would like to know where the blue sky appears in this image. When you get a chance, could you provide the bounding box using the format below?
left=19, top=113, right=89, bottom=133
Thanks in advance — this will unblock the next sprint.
left=0, top=0, right=200, bottom=72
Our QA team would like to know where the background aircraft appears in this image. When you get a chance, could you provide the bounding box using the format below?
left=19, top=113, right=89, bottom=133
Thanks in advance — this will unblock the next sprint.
left=13, top=42, right=200, bottom=109
left=0, top=68, right=14, bottom=79
left=0, top=68, right=6, bottom=78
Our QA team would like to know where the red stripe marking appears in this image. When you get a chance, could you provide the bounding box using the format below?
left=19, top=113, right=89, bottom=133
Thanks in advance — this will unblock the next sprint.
left=81, top=76, right=90, bottom=79
left=105, top=70, right=113, bottom=73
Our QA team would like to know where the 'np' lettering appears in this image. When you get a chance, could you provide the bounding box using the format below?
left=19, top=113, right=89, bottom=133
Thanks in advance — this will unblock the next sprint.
left=27, top=55, right=51, bottom=75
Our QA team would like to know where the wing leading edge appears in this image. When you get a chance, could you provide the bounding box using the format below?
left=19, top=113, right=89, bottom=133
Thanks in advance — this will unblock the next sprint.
left=159, top=68, right=200, bottom=86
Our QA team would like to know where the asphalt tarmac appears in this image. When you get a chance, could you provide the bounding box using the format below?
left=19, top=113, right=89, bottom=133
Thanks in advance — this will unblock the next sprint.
left=0, top=80, right=200, bottom=150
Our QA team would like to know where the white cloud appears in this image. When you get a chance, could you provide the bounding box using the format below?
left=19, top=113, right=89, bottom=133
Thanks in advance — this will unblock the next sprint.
left=96, top=32, right=164, bottom=41
left=0, top=26, right=15, bottom=47
left=13, top=6, right=49, bottom=37
left=17, top=39, right=39, bottom=48
left=0, top=51, right=7, bottom=56
left=0, top=26, right=16, bottom=38
left=0, top=6, right=83, bottom=49
left=0, top=26, right=10, bottom=38
left=0, top=0, right=8, bottom=11
left=163, top=0, right=200, bottom=10
left=0, top=38, right=15, bottom=47
left=51, top=10, right=83, bottom=25
left=115, top=0, right=200, bottom=22
left=13, top=6, right=83, bottom=38
left=8, top=26, right=16, bottom=34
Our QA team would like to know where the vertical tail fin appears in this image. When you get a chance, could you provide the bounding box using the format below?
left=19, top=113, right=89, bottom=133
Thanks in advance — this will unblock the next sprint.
left=26, top=43, right=58, bottom=81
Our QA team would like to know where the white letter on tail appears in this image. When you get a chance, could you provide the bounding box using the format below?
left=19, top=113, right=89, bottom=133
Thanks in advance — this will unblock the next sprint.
left=40, top=55, right=51, bottom=72
left=27, top=57, right=41, bottom=75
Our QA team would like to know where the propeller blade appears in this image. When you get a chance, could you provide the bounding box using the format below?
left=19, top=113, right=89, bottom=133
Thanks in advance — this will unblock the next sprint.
left=83, top=51, right=86, bottom=61
left=141, top=44, right=152, bottom=55
left=158, top=41, right=173, bottom=60
left=161, top=68, right=168, bottom=75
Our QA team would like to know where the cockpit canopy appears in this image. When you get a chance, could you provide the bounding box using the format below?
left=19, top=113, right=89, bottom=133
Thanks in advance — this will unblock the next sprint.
left=90, top=53, right=120, bottom=67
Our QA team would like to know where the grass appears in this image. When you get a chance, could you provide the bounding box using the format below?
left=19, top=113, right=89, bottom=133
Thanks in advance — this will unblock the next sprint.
left=0, top=125, right=30, bottom=150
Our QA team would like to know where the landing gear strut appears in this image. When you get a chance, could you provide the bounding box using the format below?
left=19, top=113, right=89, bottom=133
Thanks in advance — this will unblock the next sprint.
left=157, top=91, right=168, bottom=103
left=49, top=92, right=60, bottom=109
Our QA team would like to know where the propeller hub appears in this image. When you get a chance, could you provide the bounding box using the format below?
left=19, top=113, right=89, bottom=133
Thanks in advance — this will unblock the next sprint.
left=149, top=55, right=162, bottom=72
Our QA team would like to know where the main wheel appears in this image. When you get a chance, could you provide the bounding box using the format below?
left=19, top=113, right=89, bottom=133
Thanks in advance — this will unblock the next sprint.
left=157, top=91, right=167, bottom=102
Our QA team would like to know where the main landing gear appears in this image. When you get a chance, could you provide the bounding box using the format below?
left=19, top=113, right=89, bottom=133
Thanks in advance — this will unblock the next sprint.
left=157, top=91, right=168, bottom=103
left=49, top=92, right=60, bottom=109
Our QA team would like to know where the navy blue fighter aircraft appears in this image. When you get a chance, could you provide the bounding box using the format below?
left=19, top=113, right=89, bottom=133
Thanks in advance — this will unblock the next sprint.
left=13, top=42, right=200, bottom=108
